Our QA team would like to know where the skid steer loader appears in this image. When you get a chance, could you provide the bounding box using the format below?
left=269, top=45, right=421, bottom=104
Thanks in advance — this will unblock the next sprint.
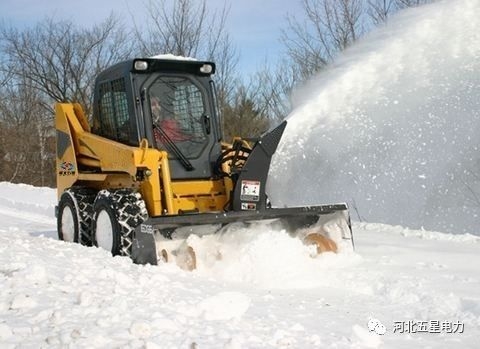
left=55, top=57, right=353, bottom=270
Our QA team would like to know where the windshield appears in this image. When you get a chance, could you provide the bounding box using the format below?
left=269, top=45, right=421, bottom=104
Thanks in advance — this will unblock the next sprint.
left=149, top=76, right=208, bottom=159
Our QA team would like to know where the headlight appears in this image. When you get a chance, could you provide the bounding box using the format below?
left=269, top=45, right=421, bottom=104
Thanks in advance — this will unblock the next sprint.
left=134, top=60, right=148, bottom=71
left=199, top=64, right=213, bottom=74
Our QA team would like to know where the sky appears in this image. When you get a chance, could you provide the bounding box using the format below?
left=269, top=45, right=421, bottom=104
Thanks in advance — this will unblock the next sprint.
left=0, top=0, right=303, bottom=74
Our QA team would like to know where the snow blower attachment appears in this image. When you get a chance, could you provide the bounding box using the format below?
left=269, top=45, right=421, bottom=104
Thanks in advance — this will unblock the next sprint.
left=55, top=57, right=353, bottom=270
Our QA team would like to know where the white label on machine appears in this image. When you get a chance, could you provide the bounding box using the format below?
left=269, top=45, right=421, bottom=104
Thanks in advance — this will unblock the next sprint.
left=240, top=180, right=260, bottom=202
left=141, top=224, right=154, bottom=234
left=241, top=202, right=257, bottom=210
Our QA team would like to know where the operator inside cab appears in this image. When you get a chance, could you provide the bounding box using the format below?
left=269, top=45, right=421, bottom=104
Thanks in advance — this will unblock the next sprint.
left=149, top=76, right=208, bottom=159
left=150, top=96, right=189, bottom=142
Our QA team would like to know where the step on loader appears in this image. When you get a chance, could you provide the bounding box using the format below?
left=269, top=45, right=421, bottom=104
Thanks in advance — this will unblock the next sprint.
left=55, top=57, right=354, bottom=270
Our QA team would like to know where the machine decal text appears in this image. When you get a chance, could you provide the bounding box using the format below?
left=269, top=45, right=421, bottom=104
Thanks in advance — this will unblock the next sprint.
left=240, top=180, right=260, bottom=202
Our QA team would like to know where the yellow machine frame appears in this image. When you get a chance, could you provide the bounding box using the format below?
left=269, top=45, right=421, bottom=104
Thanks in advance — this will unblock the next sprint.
left=56, top=103, right=235, bottom=217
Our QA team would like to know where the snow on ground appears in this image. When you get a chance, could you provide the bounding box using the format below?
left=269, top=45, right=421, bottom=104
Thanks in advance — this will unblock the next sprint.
left=1, top=182, right=479, bottom=348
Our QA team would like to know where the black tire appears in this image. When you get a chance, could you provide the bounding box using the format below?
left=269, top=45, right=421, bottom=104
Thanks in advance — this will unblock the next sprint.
left=73, top=188, right=96, bottom=246
left=57, top=188, right=97, bottom=245
left=92, top=189, right=148, bottom=257
left=57, top=191, right=79, bottom=242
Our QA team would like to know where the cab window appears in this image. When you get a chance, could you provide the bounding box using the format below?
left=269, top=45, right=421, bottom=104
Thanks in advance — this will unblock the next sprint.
left=93, top=78, right=135, bottom=144
left=149, top=76, right=208, bottom=158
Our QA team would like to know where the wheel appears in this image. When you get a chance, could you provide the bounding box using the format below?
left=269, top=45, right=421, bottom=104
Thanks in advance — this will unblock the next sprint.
left=73, top=188, right=96, bottom=246
left=57, top=188, right=96, bottom=245
left=93, top=194, right=120, bottom=254
left=57, top=191, right=79, bottom=242
left=92, top=189, right=148, bottom=257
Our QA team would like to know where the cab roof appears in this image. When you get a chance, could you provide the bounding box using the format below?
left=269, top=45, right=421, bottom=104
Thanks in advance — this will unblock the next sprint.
left=95, top=57, right=216, bottom=83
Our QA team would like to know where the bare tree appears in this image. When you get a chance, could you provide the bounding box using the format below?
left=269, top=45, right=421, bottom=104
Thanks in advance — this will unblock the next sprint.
left=282, top=0, right=366, bottom=81
left=134, top=0, right=230, bottom=58
left=366, top=0, right=437, bottom=25
left=135, top=0, right=204, bottom=57
left=0, top=50, right=12, bottom=89
left=211, top=31, right=239, bottom=109
left=248, top=61, right=297, bottom=122
left=0, top=15, right=133, bottom=116
left=395, top=0, right=436, bottom=9
left=367, top=0, right=397, bottom=24
left=268, top=0, right=438, bottom=122
left=0, top=15, right=133, bottom=186
left=0, top=78, right=55, bottom=186
left=222, top=85, right=270, bottom=140
left=133, top=0, right=239, bottom=112
left=460, top=165, right=480, bottom=209
left=252, top=0, right=367, bottom=123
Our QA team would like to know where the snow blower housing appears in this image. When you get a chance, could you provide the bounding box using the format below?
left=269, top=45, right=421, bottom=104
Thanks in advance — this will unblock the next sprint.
left=55, top=57, right=353, bottom=270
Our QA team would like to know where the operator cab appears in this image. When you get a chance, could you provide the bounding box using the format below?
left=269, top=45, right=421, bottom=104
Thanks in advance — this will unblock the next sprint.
left=91, top=57, right=222, bottom=180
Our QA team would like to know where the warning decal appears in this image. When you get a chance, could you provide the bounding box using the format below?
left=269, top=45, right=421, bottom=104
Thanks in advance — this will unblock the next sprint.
left=240, top=180, right=260, bottom=202
left=241, top=202, right=257, bottom=210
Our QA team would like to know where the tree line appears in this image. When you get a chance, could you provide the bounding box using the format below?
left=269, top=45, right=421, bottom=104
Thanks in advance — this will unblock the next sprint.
left=0, top=0, right=434, bottom=187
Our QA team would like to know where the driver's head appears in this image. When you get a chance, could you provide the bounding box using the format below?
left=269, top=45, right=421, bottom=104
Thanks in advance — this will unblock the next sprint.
left=151, top=96, right=162, bottom=123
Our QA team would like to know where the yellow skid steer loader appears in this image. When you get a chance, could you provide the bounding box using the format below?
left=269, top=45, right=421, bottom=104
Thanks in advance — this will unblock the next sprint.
left=55, top=57, right=353, bottom=270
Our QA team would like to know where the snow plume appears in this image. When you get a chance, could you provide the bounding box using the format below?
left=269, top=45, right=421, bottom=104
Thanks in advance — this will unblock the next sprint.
left=270, top=0, right=480, bottom=234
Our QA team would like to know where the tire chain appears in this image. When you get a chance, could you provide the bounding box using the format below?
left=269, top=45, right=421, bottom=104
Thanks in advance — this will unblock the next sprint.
left=65, top=188, right=96, bottom=246
left=97, top=189, right=148, bottom=257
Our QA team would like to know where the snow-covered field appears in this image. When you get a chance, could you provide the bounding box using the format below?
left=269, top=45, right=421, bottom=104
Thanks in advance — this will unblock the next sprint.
left=1, top=182, right=479, bottom=348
